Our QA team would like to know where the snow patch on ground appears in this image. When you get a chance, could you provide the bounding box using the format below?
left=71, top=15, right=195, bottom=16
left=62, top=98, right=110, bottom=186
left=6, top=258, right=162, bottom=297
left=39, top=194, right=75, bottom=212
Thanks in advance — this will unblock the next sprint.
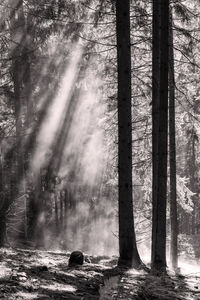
left=179, top=259, right=200, bottom=275
left=14, top=292, right=39, bottom=299
left=40, top=282, right=77, bottom=293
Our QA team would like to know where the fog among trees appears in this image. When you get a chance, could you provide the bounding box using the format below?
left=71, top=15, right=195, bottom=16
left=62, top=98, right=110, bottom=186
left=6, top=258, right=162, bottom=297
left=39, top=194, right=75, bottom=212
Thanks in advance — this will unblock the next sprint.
left=0, top=0, right=200, bottom=298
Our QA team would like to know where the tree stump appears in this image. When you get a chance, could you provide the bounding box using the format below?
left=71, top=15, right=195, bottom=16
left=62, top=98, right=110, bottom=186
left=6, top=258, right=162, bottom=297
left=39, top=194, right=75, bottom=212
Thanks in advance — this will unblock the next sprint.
left=68, top=251, right=84, bottom=267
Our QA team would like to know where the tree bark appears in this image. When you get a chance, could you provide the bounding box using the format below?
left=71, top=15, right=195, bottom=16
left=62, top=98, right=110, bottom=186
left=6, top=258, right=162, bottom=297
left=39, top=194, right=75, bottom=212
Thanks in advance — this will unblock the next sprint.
left=9, top=0, right=25, bottom=193
left=169, top=9, right=178, bottom=270
left=151, top=0, right=160, bottom=266
left=116, top=0, right=141, bottom=268
left=0, top=155, right=7, bottom=247
left=151, top=0, right=169, bottom=273
left=0, top=212, right=7, bottom=247
left=0, top=146, right=6, bottom=246
left=9, top=0, right=35, bottom=243
left=191, top=128, right=196, bottom=235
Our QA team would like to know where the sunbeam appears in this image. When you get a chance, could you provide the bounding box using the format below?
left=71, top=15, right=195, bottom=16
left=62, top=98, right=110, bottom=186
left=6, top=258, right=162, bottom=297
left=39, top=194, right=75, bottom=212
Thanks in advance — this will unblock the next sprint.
left=31, top=42, right=83, bottom=176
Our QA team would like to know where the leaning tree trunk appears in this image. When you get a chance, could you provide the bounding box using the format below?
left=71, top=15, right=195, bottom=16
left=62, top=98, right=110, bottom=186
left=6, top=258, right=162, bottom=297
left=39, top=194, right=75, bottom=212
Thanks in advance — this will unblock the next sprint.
left=116, top=0, right=141, bottom=268
left=169, top=9, right=178, bottom=270
left=151, top=0, right=169, bottom=273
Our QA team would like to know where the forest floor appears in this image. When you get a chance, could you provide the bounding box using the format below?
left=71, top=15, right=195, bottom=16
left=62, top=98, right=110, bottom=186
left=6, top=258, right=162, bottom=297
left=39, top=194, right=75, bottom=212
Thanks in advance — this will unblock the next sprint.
left=0, top=248, right=200, bottom=299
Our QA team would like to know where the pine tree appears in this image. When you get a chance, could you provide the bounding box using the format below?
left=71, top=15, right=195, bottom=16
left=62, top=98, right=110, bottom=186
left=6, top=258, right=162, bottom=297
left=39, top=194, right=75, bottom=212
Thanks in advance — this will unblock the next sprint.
left=151, top=0, right=169, bottom=273
left=116, top=0, right=142, bottom=268
left=151, top=0, right=160, bottom=268
left=169, top=8, right=178, bottom=270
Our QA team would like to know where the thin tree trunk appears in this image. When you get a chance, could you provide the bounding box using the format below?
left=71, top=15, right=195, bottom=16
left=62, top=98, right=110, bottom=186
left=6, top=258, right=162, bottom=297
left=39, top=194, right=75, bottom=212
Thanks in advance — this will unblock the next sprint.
left=151, top=0, right=169, bottom=273
left=60, top=195, right=63, bottom=229
left=169, top=10, right=178, bottom=270
left=55, top=196, right=59, bottom=234
left=116, top=0, right=141, bottom=268
left=0, top=149, right=7, bottom=247
left=0, top=147, right=6, bottom=246
left=0, top=212, right=7, bottom=246
left=191, top=129, right=196, bottom=235
left=151, top=0, right=160, bottom=266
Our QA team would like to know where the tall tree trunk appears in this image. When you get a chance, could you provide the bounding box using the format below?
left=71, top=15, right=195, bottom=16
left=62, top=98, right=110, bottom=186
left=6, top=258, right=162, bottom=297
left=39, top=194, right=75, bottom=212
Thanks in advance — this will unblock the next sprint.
left=0, top=155, right=7, bottom=246
left=0, top=0, right=26, bottom=246
left=190, top=128, right=196, bottom=235
left=9, top=0, right=27, bottom=245
left=0, top=212, right=6, bottom=246
left=9, top=0, right=25, bottom=191
left=9, top=0, right=34, bottom=243
left=151, top=0, right=169, bottom=273
left=0, top=146, right=6, bottom=246
left=169, top=9, right=178, bottom=270
left=151, top=0, right=160, bottom=267
left=116, top=0, right=141, bottom=268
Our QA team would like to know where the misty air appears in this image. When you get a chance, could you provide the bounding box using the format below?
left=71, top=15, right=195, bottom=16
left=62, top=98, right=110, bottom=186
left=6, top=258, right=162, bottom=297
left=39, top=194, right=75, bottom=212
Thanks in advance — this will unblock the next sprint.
left=0, top=0, right=200, bottom=299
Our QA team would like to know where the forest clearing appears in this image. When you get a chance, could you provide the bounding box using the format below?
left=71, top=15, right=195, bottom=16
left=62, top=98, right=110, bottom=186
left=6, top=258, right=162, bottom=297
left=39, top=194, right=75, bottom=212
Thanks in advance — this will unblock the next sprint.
left=0, top=0, right=200, bottom=299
